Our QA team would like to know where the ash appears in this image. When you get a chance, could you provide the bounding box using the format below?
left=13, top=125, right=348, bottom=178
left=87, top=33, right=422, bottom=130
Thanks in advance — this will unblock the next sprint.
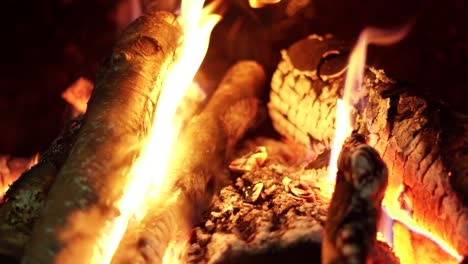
left=184, top=138, right=329, bottom=264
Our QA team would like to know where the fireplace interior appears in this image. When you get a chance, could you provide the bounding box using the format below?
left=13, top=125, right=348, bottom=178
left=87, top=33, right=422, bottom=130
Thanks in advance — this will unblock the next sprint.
left=0, top=0, right=467, bottom=263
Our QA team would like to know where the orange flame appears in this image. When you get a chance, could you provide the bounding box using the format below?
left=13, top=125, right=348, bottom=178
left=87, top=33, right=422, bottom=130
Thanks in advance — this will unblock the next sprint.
left=0, top=153, right=39, bottom=202
left=248, top=0, right=282, bottom=8
left=61, top=77, right=93, bottom=116
left=326, top=24, right=463, bottom=263
left=90, top=1, right=223, bottom=263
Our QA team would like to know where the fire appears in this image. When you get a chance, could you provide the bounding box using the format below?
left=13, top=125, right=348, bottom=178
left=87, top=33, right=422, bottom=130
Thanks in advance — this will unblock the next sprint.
left=325, top=24, right=463, bottom=263
left=91, top=1, right=223, bottom=263
left=327, top=99, right=352, bottom=185
left=385, top=187, right=463, bottom=262
left=248, top=0, right=282, bottom=8
left=0, top=153, right=39, bottom=202
left=61, top=77, right=93, bottom=116
left=327, top=26, right=411, bottom=184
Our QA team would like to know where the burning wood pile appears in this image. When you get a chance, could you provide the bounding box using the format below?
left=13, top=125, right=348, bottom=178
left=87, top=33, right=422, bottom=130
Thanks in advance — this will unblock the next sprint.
left=0, top=0, right=466, bottom=264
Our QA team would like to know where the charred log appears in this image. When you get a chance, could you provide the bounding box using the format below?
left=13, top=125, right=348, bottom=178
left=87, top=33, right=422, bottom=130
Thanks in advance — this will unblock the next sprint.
left=0, top=117, right=82, bottom=263
left=22, top=11, right=182, bottom=263
left=268, top=35, right=468, bottom=255
left=322, top=134, right=388, bottom=264
left=110, top=61, right=267, bottom=264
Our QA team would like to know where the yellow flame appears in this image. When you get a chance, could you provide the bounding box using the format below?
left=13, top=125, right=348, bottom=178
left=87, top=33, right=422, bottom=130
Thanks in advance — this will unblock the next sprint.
left=327, top=25, right=412, bottom=184
left=327, top=99, right=352, bottom=184
left=91, top=1, right=222, bottom=263
left=30, top=153, right=40, bottom=168
left=162, top=238, right=189, bottom=264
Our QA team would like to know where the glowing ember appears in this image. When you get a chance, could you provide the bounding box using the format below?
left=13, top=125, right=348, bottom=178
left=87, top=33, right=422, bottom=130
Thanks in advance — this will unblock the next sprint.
left=229, top=146, right=268, bottom=173
left=385, top=193, right=463, bottom=261
left=0, top=154, right=39, bottom=201
left=393, top=220, right=461, bottom=264
left=248, top=0, right=282, bottom=8
left=90, top=1, right=223, bottom=263
left=61, top=77, right=93, bottom=116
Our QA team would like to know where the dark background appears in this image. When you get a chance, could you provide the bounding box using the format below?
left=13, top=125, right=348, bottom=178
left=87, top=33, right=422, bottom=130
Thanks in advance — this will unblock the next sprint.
left=0, top=0, right=466, bottom=155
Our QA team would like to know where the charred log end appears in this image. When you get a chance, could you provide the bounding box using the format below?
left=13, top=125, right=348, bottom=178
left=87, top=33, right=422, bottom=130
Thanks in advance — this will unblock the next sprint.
left=323, top=138, right=388, bottom=264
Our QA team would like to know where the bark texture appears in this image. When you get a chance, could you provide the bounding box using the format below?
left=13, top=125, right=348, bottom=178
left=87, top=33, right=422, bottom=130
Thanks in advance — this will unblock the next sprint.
left=268, top=35, right=468, bottom=256
left=22, top=12, right=182, bottom=264
left=111, top=61, right=267, bottom=264
left=0, top=117, right=82, bottom=263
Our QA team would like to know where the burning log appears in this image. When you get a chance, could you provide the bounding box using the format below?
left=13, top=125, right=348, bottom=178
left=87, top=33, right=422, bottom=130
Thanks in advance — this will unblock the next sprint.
left=22, top=11, right=182, bottom=263
left=322, top=134, right=388, bottom=264
left=0, top=117, right=82, bottom=262
left=268, top=35, right=468, bottom=257
left=110, top=60, right=266, bottom=264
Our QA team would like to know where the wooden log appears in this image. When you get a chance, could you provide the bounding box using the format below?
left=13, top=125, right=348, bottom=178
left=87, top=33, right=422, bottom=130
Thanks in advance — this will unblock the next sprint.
left=268, top=35, right=468, bottom=255
left=322, top=134, right=388, bottom=264
left=0, top=117, right=82, bottom=263
left=110, top=60, right=266, bottom=264
left=22, top=12, right=182, bottom=264
left=183, top=138, right=398, bottom=264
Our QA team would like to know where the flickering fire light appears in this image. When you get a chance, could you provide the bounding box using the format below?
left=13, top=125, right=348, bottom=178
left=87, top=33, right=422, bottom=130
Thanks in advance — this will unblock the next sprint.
left=327, top=26, right=412, bottom=184
left=91, top=1, right=222, bottom=263
left=326, top=24, right=463, bottom=263
left=248, top=0, right=282, bottom=8
left=0, top=154, right=39, bottom=202
left=61, top=77, right=93, bottom=116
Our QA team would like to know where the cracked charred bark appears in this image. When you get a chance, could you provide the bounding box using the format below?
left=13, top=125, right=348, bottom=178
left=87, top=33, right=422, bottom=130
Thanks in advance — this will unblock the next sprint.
left=0, top=117, right=82, bottom=262
left=268, top=36, right=468, bottom=256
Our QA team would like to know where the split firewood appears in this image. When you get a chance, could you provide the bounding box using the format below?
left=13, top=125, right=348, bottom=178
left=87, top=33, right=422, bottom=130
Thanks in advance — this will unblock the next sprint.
left=22, top=12, right=182, bottom=264
left=110, top=61, right=266, bottom=264
left=322, top=134, right=388, bottom=264
left=0, top=117, right=82, bottom=262
left=268, top=35, right=468, bottom=255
